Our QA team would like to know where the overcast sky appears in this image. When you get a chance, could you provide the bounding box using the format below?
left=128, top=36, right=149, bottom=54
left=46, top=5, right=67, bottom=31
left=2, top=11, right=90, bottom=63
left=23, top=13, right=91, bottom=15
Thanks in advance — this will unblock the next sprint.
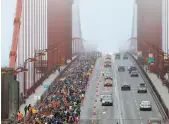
left=79, top=0, right=134, bottom=52
left=1, top=0, right=134, bottom=66
left=1, top=0, right=17, bottom=66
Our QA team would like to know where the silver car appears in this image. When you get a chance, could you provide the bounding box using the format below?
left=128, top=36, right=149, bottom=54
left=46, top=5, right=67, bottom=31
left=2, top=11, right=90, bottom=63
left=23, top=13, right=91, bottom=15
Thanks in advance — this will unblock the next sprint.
left=100, top=92, right=112, bottom=102
left=101, top=95, right=113, bottom=106
left=130, top=71, right=139, bottom=77
left=140, top=101, right=152, bottom=111
left=138, top=86, right=147, bottom=93
left=138, top=83, right=147, bottom=93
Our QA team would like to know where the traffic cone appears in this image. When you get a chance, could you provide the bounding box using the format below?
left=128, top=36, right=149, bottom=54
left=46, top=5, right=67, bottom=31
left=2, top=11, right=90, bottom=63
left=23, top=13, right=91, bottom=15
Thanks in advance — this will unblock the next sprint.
left=96, top=89, right=98, bottom=92
left=93, top=104, right=96, bottom=108
left=96, top=92, right=99, bottom=97
left=92, top=108, right=96, bottom=115
left=81, top=98, right=84, bottom=105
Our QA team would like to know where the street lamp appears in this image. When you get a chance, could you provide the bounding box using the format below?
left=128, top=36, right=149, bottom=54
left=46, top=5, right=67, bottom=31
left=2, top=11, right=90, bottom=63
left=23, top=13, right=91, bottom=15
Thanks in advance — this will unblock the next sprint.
left=58, top=43, right=70, bottom=65
left=23, top=58, right=37, bottom=95
left=1, top=66, right=28, bottom=75
left=33, top=50, right=47, bottom=86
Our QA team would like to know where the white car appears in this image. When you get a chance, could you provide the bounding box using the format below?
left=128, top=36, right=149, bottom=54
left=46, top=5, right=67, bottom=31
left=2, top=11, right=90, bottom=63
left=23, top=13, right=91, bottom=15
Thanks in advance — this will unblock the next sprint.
left=101, top=95, right=113, bottom=106
left=100, top=91, right=112, bottom=102
left=130, top=71, right=139, bottom=77
left=140, top=101, right=152, bottom=111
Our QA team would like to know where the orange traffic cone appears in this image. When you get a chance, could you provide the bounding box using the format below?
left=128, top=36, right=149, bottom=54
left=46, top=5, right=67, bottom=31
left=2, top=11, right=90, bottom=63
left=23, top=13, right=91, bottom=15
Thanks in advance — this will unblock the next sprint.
left=92, top=108, right=96, bottom=115
left=96, top=93, right=99, bottom=97
left=81, top=98, right=84, bottom=105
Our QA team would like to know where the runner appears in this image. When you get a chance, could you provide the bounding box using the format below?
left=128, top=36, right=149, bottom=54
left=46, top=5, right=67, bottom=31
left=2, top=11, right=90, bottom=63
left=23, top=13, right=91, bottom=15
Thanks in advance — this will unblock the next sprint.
left=24, top=53, right=99, bottom=123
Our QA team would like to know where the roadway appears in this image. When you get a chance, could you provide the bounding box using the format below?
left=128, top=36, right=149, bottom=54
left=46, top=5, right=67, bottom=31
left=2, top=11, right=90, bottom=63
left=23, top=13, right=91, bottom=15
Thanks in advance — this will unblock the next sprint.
left=80, top=53, right=164, bottom=124
left=114, top=54, right=163, bottom=124
left=80, top=56, right=103, bottom=123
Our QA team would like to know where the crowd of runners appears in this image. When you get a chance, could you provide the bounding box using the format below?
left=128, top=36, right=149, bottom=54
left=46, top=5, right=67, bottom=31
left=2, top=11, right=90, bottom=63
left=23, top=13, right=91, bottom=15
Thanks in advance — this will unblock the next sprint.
left=20, top=52, right=100, bottom=124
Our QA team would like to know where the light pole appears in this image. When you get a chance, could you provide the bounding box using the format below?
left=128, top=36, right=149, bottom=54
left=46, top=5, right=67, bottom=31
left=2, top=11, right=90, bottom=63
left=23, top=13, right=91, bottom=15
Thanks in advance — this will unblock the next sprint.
left=1, top=66, right=28, bottom=75
left=33, top=50, right=46, bottom=87
left=58, top=43, right=70, bottom=65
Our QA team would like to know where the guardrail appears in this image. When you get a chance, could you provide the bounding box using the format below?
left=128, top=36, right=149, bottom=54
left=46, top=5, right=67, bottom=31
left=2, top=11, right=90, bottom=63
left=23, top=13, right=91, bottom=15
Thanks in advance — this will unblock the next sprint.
left=126, top=52, right=169, bottom=122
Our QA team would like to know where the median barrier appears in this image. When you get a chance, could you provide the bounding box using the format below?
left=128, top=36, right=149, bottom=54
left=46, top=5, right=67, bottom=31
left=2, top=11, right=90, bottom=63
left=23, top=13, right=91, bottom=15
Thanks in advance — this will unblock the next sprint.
left=127, top=52, right=169, bottom=122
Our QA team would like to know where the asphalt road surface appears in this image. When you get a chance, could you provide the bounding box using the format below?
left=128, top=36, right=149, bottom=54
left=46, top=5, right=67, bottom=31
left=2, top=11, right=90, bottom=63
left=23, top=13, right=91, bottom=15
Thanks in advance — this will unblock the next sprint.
left=80, top=56, right=103, bottom=124
left=79, top=54, right=164, bottom=124
left=113, top=54, right=164, bottom=124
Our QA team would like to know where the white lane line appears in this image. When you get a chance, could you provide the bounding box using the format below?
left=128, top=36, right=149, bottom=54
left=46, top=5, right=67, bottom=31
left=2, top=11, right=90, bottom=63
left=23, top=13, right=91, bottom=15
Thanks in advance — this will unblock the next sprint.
left=113, top=64, right=123, bottom=124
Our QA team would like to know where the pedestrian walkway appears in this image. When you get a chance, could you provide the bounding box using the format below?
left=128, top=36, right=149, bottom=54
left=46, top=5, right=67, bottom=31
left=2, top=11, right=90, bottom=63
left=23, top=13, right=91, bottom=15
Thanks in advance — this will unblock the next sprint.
left=19, top=65, right=66, bottom=114
left=146, top=72, right=169, bottom=109
left=19, top=55, right=77, bottom=115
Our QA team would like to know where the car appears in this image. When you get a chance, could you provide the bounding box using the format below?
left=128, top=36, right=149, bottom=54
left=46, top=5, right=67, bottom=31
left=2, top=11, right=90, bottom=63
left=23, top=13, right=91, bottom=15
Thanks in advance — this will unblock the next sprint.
left=118, top=66, right=125, bottom=72
left=104, top=76, right=113, bottom=80
left=128, top=66, right=137, bottom=74
left=123, top=55, right=128, bottom=59
left=140, top=101, right=152, bottom=111
left=104, top=72, right=112, bottom=77
left=121, top=84, right=131, bottom=90
left=137, top=83, right=147, bottom=93
left=115, top=54, right=120, bottom=59
left=101, top=95, right=113, bottom=106
left=100, top=92, right=113, bottom=102
left=140, top=83, right=146, bottom=86
left=130, top=71, right=139, bottom=77
left=104, top=61, right=112, bottom=65
left=105, top=57, right=111, bottom=60
left=104, top=60, right=112, bottom=63
left=147, top=118, right=161, bottom=124
left=104, top=64, right=111, bottom=68
left=104, top=80, right=113, bottom=87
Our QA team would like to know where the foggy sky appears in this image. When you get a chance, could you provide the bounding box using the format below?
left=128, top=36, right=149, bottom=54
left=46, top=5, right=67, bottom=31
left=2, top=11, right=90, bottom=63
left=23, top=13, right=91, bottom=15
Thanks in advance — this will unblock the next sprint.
left=1, top=0, right=134, bottom=66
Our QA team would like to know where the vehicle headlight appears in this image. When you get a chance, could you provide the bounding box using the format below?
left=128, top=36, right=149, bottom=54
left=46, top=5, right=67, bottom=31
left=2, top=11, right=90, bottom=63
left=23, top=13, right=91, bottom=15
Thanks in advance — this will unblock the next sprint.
left=102, top=100, right=105, bottom=103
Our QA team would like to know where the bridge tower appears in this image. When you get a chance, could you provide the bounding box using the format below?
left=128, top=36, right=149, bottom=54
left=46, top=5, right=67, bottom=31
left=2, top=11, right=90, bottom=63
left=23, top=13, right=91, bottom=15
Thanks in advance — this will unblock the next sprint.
left=136, top=0, right=162, bottom=72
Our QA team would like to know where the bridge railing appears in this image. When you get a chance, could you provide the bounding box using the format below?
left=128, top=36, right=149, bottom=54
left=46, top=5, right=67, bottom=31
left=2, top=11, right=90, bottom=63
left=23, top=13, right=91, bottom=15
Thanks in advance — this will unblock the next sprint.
left=127, top=52, right=169, bottom=122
